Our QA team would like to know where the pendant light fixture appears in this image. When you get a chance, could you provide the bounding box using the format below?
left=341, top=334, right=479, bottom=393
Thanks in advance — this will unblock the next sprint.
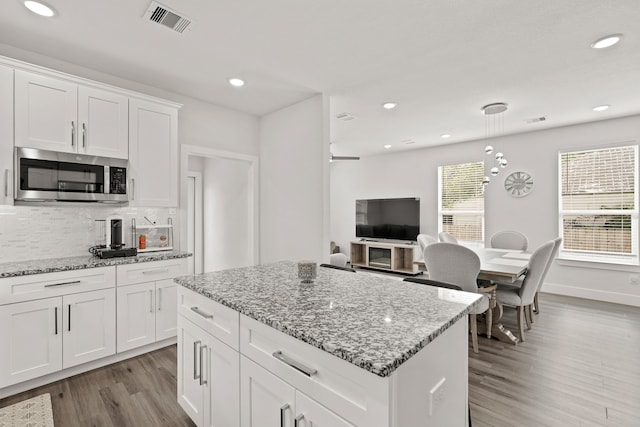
left=481, top=102, right=509, bottom=186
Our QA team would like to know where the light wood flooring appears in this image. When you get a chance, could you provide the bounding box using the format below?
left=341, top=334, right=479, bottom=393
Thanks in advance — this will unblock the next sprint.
left=1, top=293, right=638, bottom=426
left=469, top=293, right=640, bottom=427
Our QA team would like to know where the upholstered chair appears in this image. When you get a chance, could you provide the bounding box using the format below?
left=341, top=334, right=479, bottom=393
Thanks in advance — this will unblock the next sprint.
left=417, top=234, right=437, bottom=252
left=438, top=231, right=459, bottom=244
left=489, top=230, right=528, bottom=251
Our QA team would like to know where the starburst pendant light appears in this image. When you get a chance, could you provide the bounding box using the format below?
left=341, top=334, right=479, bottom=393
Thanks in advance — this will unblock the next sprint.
left=481, top=102, right=509, bottom=186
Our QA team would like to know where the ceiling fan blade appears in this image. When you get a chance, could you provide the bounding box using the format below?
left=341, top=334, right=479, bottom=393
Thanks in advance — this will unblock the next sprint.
left=331, top=155, right=360, bottom=160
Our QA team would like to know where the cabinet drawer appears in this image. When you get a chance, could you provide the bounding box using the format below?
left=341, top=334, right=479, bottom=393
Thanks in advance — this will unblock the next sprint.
left=177, top=287, right=239, bottom=351
left=116, top=258, right=187, bottom=286
left=240, top=315, right=387, bottom=426
left=0, top=267, right=116, bottom=305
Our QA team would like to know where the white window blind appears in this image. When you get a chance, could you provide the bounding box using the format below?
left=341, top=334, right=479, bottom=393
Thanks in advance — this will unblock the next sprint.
left=559, top=145, right=638, bottom=263
left=439, top=161, right=484, bottom=242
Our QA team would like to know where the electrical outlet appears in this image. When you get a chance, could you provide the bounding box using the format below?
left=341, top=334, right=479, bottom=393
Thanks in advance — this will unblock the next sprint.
left=429, top=377, right=446, bottom=416
left=629, top=274, right=639, bottom=285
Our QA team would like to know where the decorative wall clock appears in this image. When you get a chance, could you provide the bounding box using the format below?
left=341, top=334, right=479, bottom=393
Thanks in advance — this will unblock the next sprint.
left=504, top=171, right=534, bottom=197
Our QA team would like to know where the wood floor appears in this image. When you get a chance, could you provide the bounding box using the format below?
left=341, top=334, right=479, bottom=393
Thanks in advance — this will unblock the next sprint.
left=0, top=346, right=195, bottom=427
left=469, top=293, right=640, bottom=427
left=1, top=293, right=638, bottom=426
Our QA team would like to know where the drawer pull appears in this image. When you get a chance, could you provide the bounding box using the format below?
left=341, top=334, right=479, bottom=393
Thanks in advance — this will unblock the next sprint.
left=190, top=306, right=213, bottom=319
left=199, top=345, right=207, bottom=386
left=280, top=404, right=291, bottom=427
left=142, top=268, right=169, bottom=275
left=294, top=413, right=305, bottom=427
left=54, top=306, right=58, bottom=335
left=272, top=351, right=318, bottom=377
left=45, top=280, right=81, bottom=288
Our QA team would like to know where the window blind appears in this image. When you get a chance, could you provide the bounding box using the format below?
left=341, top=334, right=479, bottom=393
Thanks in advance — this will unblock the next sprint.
left=559, top=145, right=637, bottom=258
left=439, top=162, right=484, bottom=241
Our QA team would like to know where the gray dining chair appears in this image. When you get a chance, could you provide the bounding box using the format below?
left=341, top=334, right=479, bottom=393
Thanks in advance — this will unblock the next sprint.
left=495, top=240, right=555, bottom=342
left=417, top=234, right=437, bottom=252
left=423, top=242, right=495, bottom=353
left=438, top=231, right=459, bottom=244
left=490, top=230, right=528, bottom=251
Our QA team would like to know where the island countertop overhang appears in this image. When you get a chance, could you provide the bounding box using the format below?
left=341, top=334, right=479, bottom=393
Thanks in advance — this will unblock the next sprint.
left=174, top=260, right=481, bottom=377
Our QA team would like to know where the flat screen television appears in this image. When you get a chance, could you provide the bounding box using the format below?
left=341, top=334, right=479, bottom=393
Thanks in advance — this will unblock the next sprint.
left=355, top=197, right=420, bottom=241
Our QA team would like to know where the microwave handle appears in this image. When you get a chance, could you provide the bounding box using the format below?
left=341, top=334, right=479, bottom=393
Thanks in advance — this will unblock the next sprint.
left=82, top=123, right=87, bottom=148
left=71, top=121, right=75, bottom=147
left=130, top=178, right=135, bottom=201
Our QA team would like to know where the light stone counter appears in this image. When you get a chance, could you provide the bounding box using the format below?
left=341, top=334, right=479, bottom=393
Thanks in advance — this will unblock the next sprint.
left=174, top=260, right=481, bottom=377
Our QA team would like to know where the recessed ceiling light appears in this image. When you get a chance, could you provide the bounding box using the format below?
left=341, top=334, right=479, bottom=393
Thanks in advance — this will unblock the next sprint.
left=382, top=102, right=397, bottom=110
left=384, top=144, right=392, bottom=149
left=590, top=34, right=623, bottom=49
left=23, top=0, right=55, bottom=17
left=441, top=134, right=452, bottom=139
left=228, top=78, right=245, bottom=87
left=592, top=105, right=610, bottom=112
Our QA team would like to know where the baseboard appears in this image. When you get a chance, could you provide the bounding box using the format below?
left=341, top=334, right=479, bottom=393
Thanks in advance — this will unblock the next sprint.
left=541, top=282, right=640, bottom=307
left=0, top=337, right=177, bottom=400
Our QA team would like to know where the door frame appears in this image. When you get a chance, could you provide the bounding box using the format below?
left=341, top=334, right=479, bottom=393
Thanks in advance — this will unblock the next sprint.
left=180, top=144, right=259, bottom=267
left=187, top=171, right=203, bottom=274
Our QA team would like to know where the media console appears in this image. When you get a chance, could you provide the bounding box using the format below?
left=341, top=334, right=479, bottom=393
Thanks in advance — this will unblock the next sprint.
left=350, top=240, right=421, bottom=275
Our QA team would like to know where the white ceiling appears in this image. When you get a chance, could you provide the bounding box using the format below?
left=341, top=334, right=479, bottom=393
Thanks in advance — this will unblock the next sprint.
left=2, top=0, right=639, bottom=157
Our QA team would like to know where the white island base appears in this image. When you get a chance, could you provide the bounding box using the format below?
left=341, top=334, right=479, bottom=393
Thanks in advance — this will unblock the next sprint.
left=177, top=287, right=469, bottom=427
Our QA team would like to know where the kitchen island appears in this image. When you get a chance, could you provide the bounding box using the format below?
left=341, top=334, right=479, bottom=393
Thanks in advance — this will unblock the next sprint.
left=174, top=261, right=481, bottom=426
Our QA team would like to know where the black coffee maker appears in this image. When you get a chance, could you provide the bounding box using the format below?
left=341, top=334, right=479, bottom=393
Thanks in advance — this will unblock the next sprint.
left=93, top=216, right=137, bottom=258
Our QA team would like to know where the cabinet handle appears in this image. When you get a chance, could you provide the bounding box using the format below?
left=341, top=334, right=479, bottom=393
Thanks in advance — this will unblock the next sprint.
left=44, top=280, right=81, bottom=288
left=82, top=123, right=87, bottom=148
left=3, top=169, right=8, bottom=198
left=294, top=414, right=305, bottom=427
left=67, top=304, right=71, bottom=332
left=149, top=290, right=154, bottom=313
left=142, top=268, right=169, bottom=275
left=193, top=340, right=201, bottom=380
left=131, top=178, right=135, bottom=201
left=280, top=404, right=291, bottom=427
left=272, top=351, right=318, bottom=377
left=54, top=306, right=58, bottom=335
left=71, top=121, right=75, bottom=147
left=190, top=306, right=213, bottom=319
left=157, top=288, right=162, bottom=312
left=199, top=345, right=207, bottom=386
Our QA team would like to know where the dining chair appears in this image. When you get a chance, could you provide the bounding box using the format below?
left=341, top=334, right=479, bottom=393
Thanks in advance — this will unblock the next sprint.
left=489, top=230, right=528, bottom=251
left=495, top=240, right=555, bottom=342
left=417, top=234, right=437, bottom=252
left=438, top=231, right=459, bottom=244
left=423, top=243, right=495, bottom=353
left=532, top=237, right=562, bottom=315
left=329, top=252, right=348, bottom=267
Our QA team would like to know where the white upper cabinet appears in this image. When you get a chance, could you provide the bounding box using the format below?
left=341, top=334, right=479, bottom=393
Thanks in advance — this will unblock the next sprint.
left=129, top=98, right=179, bottom=207
left=14, top=70, right=129, bottom=159
left=0, top=64, right=13, bottom=206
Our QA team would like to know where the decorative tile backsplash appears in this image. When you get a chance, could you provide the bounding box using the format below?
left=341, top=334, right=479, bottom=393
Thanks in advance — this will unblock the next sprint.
left=0, top=205, right=177, bottom=263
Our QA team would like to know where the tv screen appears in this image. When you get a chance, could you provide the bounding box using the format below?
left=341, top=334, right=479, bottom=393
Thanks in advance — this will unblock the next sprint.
left=355, top=198, right=420, bottom=241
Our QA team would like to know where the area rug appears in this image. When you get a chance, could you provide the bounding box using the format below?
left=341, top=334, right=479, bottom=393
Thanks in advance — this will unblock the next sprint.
left=0, top=393, right=54, bottom=427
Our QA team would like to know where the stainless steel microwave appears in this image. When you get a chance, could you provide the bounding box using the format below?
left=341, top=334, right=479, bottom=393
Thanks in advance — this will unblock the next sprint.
left=15, top=147, right=128, bottom=203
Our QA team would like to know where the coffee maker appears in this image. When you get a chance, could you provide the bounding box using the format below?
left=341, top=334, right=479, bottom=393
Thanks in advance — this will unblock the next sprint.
left=93, top=216, right=137, bottom=259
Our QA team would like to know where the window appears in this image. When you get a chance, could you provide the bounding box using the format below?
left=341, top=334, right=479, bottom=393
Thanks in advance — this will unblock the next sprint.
left=438, top=161, right=484, bottom=242
left=559, top=145, right=638, bottom=264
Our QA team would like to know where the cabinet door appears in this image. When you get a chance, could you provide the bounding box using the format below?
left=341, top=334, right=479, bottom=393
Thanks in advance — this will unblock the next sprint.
left=78, top=86, right=128, bottom=159
left=116, top=282, right=156, bottom=352
left=0, top=297, right=63, bottom=387
left=155, top=279, right=178, bottom=341
left=62, top=288, right=116, bottom=369
left=295, top=391, right=355, bottom=427
left=177, top=316, right=206, bottom=425
left=0, top=64, right=13, bottom=206
left=240, top=355, right=296, bottom=427
left=204, top=334, right=240, bottom=427
left=129, top=98, right=178, bottom=207
left=14, top=70, right=78, bottom=152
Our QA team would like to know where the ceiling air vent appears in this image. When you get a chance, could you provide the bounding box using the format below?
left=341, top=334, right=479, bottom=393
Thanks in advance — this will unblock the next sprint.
left=335, top=112, right=356, bottom=121
left=525, top=116, right=546, bottom=124
left=143, top=1, right=194, bottom=34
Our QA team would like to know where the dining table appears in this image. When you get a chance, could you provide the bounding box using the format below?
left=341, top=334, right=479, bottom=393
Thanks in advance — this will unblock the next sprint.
left=414, top=247, right=531, bottom=345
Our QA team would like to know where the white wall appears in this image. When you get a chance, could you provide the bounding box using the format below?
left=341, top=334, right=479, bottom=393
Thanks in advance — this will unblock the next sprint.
left=202, top=157, right=252, bottom=271
left=259, top=94, right=330, bottom=264
left=331, top=114, right=640, bottom=306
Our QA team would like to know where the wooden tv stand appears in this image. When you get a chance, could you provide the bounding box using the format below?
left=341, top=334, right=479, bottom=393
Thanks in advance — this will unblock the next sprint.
left=350, top=240, right=420, bottom=275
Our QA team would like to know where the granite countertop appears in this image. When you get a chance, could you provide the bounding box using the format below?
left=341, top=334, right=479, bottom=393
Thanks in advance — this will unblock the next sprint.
left=0, top=250, right=192, bottom=278
left=174, top=260, right=481, bottom=378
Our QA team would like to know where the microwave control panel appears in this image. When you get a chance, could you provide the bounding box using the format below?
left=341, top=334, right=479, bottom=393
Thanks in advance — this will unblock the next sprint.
left=109, top=167, right=127, bottom=194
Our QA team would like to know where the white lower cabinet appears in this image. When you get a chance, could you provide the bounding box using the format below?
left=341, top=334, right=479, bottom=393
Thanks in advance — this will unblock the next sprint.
left=0, top=288, right=116, bottom=388
left=240, top=356, right=353, bottom=427
left=177, top=315, right=239, bottom=427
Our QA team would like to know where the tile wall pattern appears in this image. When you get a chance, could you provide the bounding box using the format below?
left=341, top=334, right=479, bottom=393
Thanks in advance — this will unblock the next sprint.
left=0, top=205, right=176, bottom=263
